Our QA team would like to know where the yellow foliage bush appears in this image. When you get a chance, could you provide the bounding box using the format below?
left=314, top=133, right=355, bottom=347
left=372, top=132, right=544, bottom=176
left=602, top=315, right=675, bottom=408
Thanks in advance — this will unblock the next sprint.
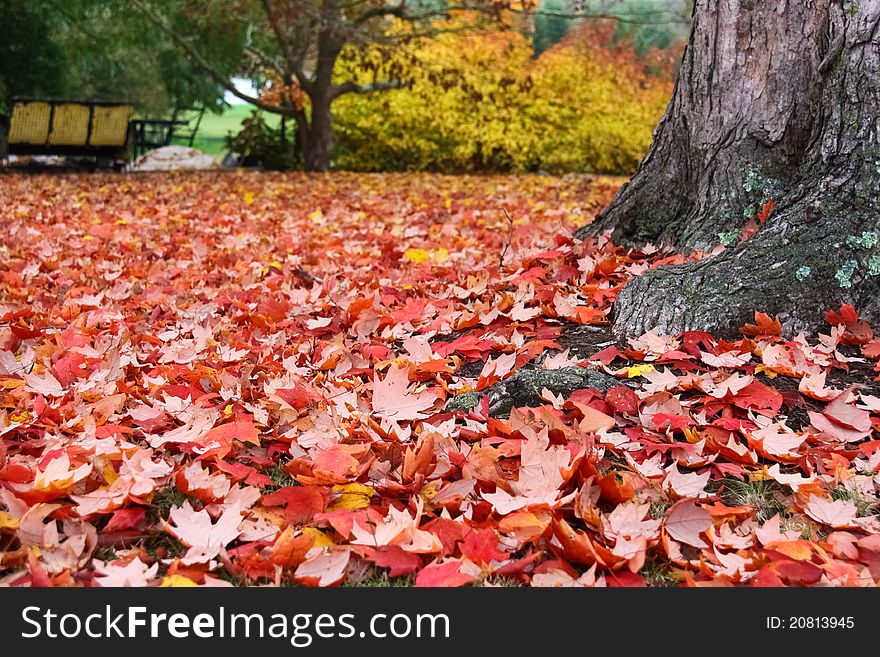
left=332, top=22, right=673, bottom=174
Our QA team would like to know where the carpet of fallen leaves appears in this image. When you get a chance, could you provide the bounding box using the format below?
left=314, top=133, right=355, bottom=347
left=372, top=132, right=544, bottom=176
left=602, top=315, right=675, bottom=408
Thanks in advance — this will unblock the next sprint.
left=2, top=171, right=880, bottom=588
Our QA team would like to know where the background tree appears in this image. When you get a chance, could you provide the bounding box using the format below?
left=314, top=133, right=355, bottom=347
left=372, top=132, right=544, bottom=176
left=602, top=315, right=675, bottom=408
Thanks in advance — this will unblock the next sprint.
left=129, top=0, right=690, bottom=171
left=533, top=0, right=577, bottom=56
left=0, top=0, right=689, bottom=171
left=130, top=0, right=462, bottom=171
left=580, top=0, right=880, bottom=338
left=0, top=1, right=69, bottom=106
left=0, top=0, right=232, bottom=114
left=608, top=0, right=688, bottom=57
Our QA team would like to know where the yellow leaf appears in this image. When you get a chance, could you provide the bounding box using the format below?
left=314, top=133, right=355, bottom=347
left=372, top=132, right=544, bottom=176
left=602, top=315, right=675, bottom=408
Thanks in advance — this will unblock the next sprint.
left=755, top=365, right=778, bottom=379
left=0, top=511, right=19, bottom=530
left=160, top=575, right=197, bottom=587
left=749, top=467, right=772, bottom=482
left=243, top=192, right=255, bottom=204
left=624, top=364, right=655, bottom=378
left=420, top=480, right=439, bottom=501
left=328, top=483, right=374, bottom=511
left=403, top=248, right=430, bottom=264
left=301, top=527, right=335, bottom=548
left=683, top=427, right=701, bottom=444
left=100, top=459, right=119, bottom=485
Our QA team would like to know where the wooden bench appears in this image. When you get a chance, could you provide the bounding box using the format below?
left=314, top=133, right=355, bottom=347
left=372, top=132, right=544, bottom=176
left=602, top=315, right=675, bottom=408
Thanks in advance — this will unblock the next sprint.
left=0, top=98, right=134, bottom=168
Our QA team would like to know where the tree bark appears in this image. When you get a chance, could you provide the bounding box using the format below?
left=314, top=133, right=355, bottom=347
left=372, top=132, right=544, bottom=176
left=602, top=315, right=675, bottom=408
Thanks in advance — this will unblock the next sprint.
left=304, top=95, right=334, bottom=172
left=582, top=0, right=880, bottom=338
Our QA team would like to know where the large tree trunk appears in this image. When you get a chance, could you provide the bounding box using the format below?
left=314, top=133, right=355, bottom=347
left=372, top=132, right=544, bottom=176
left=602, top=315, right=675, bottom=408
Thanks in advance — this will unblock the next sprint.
left=304, top=95, right=334, bottom=172
left=583, top=0, right=880, bottom=338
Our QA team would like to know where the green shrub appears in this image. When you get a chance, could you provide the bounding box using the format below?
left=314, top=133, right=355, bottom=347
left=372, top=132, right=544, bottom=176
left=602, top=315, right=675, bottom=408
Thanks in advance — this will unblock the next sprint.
left=227, top=111, right=298, bottom=170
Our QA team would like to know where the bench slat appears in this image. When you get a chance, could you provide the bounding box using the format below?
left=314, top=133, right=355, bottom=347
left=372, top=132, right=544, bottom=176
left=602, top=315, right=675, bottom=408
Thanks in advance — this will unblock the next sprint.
left=8, top=102, right=51, bottom=145
left=48, top=104, right=91, bottom=146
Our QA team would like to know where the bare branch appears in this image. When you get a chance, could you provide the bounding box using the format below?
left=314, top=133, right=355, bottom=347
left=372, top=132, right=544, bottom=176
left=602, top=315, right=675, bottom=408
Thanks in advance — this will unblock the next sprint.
left=245, top=45, right=286, bottom=79
left=332, top=79, right=403, bottom=98
left=260, top=0, right=313, bottom=91
left=353, top=1, right=411, bottom=26
left=433, top=3, right=690, bottom=26
left=131, top=0, right=294, bottom=116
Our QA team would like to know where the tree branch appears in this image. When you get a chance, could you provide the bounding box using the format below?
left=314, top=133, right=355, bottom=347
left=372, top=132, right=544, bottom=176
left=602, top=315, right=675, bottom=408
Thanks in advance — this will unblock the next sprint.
left=353, top=1, right=412, bottom=26
left=433, top=3, right=690, bottom=26
left=245, top=45, right=286, bottom=80
left=131, top=0, right=294, bottom=116
left=332, top=79, right=403, bottom=98
left=260, top=0, right=313, bottom=92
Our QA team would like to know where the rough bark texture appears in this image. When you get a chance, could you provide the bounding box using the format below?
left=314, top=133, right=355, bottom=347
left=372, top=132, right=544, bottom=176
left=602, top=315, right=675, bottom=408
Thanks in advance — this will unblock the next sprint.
left=445, top=365, right=628, bottom=417
left=301, top=95, right=334, bottom=173
left=583, top=0, right=880, bottom=338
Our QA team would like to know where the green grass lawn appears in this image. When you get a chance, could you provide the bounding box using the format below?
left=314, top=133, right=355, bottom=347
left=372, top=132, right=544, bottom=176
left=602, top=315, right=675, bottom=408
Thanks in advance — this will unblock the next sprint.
left=180, top=104, right=280, bottom=159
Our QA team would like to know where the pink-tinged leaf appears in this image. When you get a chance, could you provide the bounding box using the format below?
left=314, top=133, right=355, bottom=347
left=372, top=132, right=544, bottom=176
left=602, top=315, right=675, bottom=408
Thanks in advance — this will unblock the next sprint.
left=804, top=496, right=859, bottom=529
left=481, top=430, right=577, bottom=514
left=415, top=560, right=477, bottom=587
left=372, top=366, right=439, bottom=421
left=94, top=557, right=158, bottom=587
left=662, top=464, right=710, bottom=499
left=17, top=503, right=63, bottom=545
left=709, top=545, right=755, bottom=581
left=808, top=412, right=871, bottom=443
left=531, top=564, right=604, bottom=588
left=754, top=514, right=801, bottom=546
left=294, top=548, right=351, bottom=587
left=602, top=503, right=661, bottom=542
left=664, top=500, right=711, bottom=548
left=749, top=423, right=807, bottom=459
left=766, top=464, right=821, bottom=493
left=176, top=462, right=231, bottom=502
left=24, top=371, right=65, bottom=397
left=477, top=352, right=517, bottom=390
left=164, top=502, right=243, bottom=565
left=823, top=391, right=872, bottom=432
left=699, top=350, right=751, bottom=368
left=798, top=371, right=841, bottom=401
left=573, top=402, right=616, bottom=434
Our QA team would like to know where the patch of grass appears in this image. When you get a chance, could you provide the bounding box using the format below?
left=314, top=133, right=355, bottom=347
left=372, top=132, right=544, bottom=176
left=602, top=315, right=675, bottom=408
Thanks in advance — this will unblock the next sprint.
left=479, top=576, right=523, bottom=587
left=182, top=105, right=281, bottom=159
left=648, top=496, right=673, bottom=520
left=262, top=460, right=296, bottom=493
left=141, top=532, right=186, bottom=561
left=213, top=567, right=248, bottom=587
left=93, top=545, right=118, bottom=563
left=720, top=477, right=786, bottom=522
left=343, top=568, right=414, bottom=587
left=148, top=485, right=201, bottom=524
left=640, top=556, right=679, bottom=588
left=832, top=483, right=879, bottom=517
